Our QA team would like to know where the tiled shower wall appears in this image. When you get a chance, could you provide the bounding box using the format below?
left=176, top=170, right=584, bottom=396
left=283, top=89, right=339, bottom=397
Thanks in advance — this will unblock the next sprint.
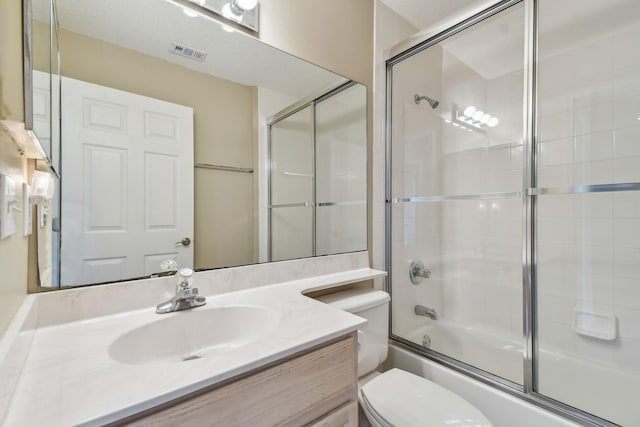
left=536, top=11, right=640, bottom=373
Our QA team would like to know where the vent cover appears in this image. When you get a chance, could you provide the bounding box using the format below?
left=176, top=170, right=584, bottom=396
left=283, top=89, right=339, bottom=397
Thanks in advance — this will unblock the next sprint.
left=169, top=42, right=208, bottom=62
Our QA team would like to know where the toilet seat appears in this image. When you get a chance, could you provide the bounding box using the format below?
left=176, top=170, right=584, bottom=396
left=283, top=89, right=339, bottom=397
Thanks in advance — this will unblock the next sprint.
left=360, top=369, right=492, bottom=427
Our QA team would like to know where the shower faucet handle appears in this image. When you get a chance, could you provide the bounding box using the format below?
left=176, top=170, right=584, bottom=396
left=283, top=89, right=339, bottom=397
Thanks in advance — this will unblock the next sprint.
left=410, top=259, right=431, bottom=285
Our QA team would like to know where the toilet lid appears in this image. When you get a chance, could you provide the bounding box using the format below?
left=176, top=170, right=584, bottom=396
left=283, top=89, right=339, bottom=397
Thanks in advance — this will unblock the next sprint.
left=360, top=369, right=492, bottom=427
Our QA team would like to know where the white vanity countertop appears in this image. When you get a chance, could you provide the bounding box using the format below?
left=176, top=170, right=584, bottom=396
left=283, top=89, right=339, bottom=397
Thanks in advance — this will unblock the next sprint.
left=1, top=268, right=385, bottom=426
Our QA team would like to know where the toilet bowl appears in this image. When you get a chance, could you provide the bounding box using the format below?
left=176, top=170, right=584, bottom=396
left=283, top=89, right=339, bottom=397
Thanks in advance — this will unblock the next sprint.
left=318, top=288, right=492, bottom=427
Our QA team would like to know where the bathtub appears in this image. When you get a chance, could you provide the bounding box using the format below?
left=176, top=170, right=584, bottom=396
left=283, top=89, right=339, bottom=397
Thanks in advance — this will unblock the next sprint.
left=391, top=321, right=640, bottom=426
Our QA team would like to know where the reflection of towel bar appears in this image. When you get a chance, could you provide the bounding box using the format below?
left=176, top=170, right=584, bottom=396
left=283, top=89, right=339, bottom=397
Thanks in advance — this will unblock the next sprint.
left=194, top=163, right=253, bottom=173
left=282, top=171, right=313, bottom=178
left=269, top=200, right=366, bottom=209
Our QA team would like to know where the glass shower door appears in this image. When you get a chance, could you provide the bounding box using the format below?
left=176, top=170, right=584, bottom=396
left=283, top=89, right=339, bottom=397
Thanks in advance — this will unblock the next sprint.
left=388, top=3, right=525, bottom=384
left=535, top=0, right=640, bottom=424
left=315, top=84, right=367, bottom=256
left=269, top=106, right=314, bottom=261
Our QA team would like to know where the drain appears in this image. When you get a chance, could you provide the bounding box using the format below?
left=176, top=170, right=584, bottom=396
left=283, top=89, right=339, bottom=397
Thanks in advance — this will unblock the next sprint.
left=422, top=334, right=431, bottom=348
left=182, top=354, right=203, bottom=361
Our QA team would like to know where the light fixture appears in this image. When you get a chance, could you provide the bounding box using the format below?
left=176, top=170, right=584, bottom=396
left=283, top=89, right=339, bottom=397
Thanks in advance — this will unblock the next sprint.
left=29, top=171, right=55, bottom=205
left=29, top=171, right=56, bottom=229
left=463, top=106, right=476, bottom=118
left=453, top=105, right=500, bottom=131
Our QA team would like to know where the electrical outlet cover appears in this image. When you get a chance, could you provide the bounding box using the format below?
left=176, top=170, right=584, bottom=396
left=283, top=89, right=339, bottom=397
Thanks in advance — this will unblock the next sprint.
left=0, top=174, right=18, bottom=239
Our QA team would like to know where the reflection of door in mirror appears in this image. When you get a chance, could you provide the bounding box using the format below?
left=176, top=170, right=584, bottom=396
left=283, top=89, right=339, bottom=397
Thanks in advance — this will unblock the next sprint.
left=60, top=77, right=194, bottom=286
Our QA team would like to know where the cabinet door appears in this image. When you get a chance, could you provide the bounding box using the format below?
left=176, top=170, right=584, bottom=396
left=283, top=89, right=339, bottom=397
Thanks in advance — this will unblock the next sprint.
left=307, top=401, right=358, bottom=427
left=122, top=335, right=357, bottom=426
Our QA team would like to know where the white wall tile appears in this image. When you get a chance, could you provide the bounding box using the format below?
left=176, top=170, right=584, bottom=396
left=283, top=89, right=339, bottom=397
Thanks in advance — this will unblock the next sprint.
left=614, top=247, right=640, bottom=279
left=614, top=192, right=640, bottom=218
left=613, top=156, right=640, bottom=183
left=616, top=307, right=640, bottom=338
left=614, top=127, right=640, bottom=158
left=575, top=130, right=613, bottom=163
left=614, top=277, right=640, bottom=310
left=614, top=218, right=640, bottom=248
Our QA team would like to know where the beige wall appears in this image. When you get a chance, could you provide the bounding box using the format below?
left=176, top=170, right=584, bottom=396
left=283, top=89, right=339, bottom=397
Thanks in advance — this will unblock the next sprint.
left=258, top=0, right=373, bottom=88
left=0, top=130, right=29, bottom=335
left=0, top=0, right=24, bottom=122
left=0, top=0, right=30, bottom=336
left=56, top=28, right=256, bottom=271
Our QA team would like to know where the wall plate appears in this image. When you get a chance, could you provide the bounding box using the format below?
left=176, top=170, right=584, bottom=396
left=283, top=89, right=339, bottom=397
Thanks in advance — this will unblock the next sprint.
left=23, top=183, right=32, bottom=236
left=0, top=174, right=18, bottom=239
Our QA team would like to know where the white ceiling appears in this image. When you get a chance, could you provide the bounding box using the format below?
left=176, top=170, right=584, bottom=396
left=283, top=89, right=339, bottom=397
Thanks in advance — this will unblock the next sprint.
left=380, top=0, right=639, bottom=80
left=37, top=0, right=346, bottom=99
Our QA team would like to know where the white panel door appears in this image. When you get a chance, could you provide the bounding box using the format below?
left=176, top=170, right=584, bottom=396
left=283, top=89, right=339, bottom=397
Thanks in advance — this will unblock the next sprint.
left=61, top=76, right=194, bottom=286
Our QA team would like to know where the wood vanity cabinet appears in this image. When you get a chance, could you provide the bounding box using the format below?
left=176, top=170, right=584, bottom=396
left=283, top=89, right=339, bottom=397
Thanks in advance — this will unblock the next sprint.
left=119, top=333, right=358, bottom=427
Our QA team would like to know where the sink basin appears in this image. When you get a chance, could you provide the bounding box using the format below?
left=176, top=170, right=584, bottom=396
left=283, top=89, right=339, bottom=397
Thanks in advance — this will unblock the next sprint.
left=108, top=305, right=281, bottom=364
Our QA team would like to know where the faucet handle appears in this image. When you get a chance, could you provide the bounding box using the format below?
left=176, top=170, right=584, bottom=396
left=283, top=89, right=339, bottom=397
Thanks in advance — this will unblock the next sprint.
left=176, top=268, right=194, bottom=291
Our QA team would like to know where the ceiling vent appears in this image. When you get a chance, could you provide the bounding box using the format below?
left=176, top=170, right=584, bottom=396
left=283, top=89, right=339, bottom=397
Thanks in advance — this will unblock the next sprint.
left=169, top=42, right=208, bottom=62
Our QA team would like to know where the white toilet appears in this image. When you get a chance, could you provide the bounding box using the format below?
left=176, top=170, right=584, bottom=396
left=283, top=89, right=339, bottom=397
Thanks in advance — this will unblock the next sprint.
left=318, top=288, right=492, bottom=427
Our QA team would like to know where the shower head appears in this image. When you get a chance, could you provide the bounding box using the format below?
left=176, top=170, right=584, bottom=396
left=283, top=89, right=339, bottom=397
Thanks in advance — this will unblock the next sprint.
left=414, top=94, right=439, bottom=109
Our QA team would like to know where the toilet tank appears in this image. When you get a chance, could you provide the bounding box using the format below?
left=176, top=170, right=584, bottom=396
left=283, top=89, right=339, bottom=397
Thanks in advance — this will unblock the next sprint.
left=317, top=288, right=390, bottom=378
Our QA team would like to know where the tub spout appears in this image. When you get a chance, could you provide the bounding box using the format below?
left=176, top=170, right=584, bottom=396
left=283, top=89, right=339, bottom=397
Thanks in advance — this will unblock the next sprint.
left=415, top=304, right=437, bottom=320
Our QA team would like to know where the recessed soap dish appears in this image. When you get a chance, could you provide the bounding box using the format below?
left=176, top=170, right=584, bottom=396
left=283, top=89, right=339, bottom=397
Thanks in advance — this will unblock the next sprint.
left=572, top=309, right=617, bottom=341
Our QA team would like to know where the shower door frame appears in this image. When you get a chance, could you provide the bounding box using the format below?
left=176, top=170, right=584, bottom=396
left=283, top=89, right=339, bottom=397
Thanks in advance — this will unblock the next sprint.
left=384, top=1, right=620, bottom=426
left=267, top=80, right=361, bottom=262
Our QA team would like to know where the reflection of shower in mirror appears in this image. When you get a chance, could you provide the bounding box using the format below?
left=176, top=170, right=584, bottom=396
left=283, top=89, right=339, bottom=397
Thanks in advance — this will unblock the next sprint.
left=414, top=93, right=439, bottom=109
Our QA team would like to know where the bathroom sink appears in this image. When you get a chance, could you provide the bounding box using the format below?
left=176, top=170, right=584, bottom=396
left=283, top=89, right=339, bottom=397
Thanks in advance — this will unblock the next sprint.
left=108, top=305, right=281, bottom=364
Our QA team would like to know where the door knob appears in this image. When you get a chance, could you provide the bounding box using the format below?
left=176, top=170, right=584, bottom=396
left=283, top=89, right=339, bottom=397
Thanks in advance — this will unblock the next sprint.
left=176, top=237, right=191, bottom=247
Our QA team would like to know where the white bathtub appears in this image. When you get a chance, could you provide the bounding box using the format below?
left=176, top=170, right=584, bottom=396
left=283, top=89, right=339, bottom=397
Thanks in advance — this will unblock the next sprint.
left=403, top=321, right=523, bottom=384
left=392, top=321, right=640, bottom=426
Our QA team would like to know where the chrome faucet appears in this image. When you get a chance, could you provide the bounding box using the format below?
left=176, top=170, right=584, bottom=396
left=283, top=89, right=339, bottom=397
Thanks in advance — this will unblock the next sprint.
left=415, top=304, right=437, bottom=320
left=156, top=268, right=206, bottom=314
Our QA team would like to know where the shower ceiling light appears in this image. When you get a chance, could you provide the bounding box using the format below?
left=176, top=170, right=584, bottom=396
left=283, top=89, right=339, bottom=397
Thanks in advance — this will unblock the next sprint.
left=453, top=105, right=499, bottom=131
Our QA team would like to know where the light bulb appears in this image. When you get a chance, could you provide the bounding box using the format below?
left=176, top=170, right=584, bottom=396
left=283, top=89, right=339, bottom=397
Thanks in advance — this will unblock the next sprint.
left=481, top=113, right=491, bottom=124
left=472, top=110, right=484, bottom=121
left=236, top=0, right=258, bottom=9
left=463, top=106, right=476, bottom=118
left=222, top=3, right=242, bottom=21
left=487, top=117, right=499, bottom=127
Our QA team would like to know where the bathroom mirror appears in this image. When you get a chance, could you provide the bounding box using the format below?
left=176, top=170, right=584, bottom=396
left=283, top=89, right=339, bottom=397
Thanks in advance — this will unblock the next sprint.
left=29, top=0, right=367, bottom=288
